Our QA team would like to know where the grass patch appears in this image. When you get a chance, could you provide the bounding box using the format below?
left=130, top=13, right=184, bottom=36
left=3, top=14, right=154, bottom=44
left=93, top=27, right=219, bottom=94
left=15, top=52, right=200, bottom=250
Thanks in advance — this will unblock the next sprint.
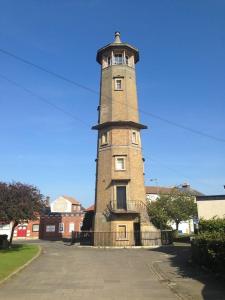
left=0, top=244, right=40, bottom=281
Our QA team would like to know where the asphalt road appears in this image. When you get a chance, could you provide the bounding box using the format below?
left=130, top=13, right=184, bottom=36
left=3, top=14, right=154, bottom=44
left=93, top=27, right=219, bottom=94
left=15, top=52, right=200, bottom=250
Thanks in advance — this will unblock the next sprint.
left=1, top=241, right=225, bottom=300
left=0, top=241, right=178, bottom=300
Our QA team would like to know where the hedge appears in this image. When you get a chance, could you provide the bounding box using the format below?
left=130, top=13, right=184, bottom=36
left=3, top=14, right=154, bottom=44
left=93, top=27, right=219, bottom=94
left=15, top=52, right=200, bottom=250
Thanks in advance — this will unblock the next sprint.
left=192, top=219, right=225, bottom=274
left=199, top=218, right=225, bottom=233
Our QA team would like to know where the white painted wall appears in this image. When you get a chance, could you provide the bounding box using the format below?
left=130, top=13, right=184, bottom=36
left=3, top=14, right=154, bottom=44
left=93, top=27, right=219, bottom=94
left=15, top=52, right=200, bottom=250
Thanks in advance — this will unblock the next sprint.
left=0, top=222, right=13, bottom=240
left=197, top=199, right=225, bottom=219
left=51, top=196, right=72, bottom=213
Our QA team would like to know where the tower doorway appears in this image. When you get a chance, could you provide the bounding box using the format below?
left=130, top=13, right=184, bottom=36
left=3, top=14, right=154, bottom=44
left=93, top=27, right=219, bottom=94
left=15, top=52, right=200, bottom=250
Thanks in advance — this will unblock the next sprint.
left=133, top=222, right=141, bottom=246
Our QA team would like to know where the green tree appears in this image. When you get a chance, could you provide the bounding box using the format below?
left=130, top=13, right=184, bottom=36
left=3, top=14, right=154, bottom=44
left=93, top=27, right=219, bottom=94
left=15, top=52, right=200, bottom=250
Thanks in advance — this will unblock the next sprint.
left=166, top=189, right=197, bottom=231
left=0, top=182, right=46, bottom=245
left=81, top=211, right=94, bottom=231
left=148, top=188, right=197, bottom=231
left=147, top=196, right=171, bottom=229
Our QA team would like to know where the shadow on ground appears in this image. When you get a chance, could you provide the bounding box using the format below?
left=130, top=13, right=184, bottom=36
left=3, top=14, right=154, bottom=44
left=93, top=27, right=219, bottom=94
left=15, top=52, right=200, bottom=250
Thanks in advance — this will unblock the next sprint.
left=150, top=243, right=225, bottom=300
left=0, top=244, right=24, bottom=253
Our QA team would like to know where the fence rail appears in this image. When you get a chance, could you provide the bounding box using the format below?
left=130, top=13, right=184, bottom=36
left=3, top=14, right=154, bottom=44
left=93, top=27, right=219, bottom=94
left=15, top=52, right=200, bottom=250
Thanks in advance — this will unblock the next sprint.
left=71, top=230, right=173, bottom=247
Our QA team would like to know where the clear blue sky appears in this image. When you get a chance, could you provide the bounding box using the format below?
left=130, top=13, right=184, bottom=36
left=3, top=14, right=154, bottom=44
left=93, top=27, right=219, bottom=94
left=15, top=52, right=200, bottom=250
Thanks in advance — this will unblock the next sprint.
left=0, top=0, right=225, bottom=207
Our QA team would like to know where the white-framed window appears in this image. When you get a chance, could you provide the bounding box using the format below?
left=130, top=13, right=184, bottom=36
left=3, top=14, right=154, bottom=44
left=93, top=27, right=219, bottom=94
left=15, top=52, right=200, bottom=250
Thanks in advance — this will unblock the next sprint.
left=58, top=223, right=64, bottom=233
left=117, top=225, right=127, bottom=240
left=131, top=130, right=138, bottom=144
left=101, top=131, right=108, bottom=145
left=115, top=157, right=126, bottom=171
left=114, top=53, right=123, bottom=64
left=69, top=223, right=75, bottom=233
left=46, top=225, right=55, bottom=232
left=32, top=224, right=39, bottom=232
left=115, top=78, right=122, bottom=90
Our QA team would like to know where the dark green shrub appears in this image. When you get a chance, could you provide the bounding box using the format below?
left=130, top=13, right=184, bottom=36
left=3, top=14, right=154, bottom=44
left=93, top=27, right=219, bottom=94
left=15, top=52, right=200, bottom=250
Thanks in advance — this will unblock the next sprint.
left=199, top=218, right=225, bottom=233
left=192, top=219, right=225, bottom=274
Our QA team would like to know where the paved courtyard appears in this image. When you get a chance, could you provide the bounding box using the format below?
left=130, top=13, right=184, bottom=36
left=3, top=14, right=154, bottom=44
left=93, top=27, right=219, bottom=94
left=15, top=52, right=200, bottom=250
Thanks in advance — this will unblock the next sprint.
left=0, top=241, right=225, bottom=300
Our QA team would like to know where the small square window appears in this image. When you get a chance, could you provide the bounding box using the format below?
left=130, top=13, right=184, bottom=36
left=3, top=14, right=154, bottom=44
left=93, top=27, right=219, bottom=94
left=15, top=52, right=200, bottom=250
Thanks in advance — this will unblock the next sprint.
left=115, top=157, right=125, bottom=170
left=59, top=223, right=64, bottom=233
left=115, top=79, right=122, bottom=90
left=32, top=224, right=39, bottom=232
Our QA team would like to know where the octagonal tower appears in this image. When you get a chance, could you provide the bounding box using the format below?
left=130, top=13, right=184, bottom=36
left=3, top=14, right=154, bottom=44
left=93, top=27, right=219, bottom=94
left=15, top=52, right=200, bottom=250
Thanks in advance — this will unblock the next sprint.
left=92, top=32, right=159, bottom=246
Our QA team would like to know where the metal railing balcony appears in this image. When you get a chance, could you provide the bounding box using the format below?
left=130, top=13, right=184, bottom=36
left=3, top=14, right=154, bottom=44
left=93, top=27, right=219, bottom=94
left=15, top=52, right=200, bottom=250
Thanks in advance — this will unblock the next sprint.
left=109, top=200, right=147, bottom=213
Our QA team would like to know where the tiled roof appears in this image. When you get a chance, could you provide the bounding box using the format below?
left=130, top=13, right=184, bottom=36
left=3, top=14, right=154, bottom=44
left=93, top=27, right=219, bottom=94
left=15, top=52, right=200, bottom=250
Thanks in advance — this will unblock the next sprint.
left=145, top=186, right=173, bottom=194
left=145, top=186, right=204, bottom=196
left=178, top=187, right=204, bottom=196
left=85, top=204, right=95, bottom=212
left=62, top=196, right=80, bottom=205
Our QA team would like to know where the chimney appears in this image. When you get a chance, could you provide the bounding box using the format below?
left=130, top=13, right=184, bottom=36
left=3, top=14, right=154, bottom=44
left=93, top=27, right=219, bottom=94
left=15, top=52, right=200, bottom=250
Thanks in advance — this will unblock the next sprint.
left=182, top=182, right=190, bottom=189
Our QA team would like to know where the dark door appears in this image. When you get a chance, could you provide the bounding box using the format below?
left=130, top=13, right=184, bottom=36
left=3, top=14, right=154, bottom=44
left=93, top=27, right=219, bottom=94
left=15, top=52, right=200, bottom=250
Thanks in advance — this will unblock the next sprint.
left=116, top=186, right=127, bottom=209
left=133, top=223, right=141, bottom=246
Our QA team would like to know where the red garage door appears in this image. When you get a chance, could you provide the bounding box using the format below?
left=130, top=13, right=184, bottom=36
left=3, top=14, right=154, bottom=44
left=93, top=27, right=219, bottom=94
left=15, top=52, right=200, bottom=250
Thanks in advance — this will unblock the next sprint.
left=17, top=225, right=27, bottom=237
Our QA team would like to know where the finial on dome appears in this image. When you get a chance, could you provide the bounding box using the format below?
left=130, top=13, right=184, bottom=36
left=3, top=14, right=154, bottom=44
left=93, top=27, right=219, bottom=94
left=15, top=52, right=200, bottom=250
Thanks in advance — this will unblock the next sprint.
left=114, top=31, right=122, bottom=44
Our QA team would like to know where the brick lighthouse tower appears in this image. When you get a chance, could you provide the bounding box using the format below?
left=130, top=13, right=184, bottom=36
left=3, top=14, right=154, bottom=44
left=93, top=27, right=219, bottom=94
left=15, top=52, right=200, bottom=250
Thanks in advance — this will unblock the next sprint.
left=92, top=32, right=159, bottom=246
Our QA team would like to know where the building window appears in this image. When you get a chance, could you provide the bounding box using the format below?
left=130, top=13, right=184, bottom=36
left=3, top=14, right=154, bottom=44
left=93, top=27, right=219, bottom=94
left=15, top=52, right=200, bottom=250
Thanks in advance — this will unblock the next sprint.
left=107, top=56, right=111, bottom=66
left=80, top=222, right=83, bottom=231
left=116, top=186, right=127, bottom=210
left=125, top=55, right=129, bottom=65
left=59, top=223, right=64, bottom=233
left=32, top=224, right=39, bottom=232
left=114, top=54, right=123, bottom=64
left=117, top=225, right=127, bottom=240
left=132, top=131, right=138, bottom=144
left=115, top=157, right=125, bottom=170
left=115, top=78, right=122, bottom=90
left=69, top=223, right=75, bottom=233
left=101, top=131, right=108, bottom=145
left=46, top=225, right=55, bottom=232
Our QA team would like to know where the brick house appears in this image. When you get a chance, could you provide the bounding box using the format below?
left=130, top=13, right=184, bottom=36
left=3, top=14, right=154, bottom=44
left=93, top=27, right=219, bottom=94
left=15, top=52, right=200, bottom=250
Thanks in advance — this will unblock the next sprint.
left=14, top=218, right=40, bottom=240
left=10, top=196, right=85, bottom=241
left=39, top=213, right=84, bottom=240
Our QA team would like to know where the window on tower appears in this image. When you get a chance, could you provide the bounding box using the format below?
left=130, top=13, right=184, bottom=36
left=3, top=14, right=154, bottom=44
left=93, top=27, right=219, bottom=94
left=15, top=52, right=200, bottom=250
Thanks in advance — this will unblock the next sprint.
left=117, top=225, right=127, bottom=240
left=107, top=56, right=111, bottom=66
left=115, top=78, right=122, bottom=90
left=114, top=54, right=123, bottom=64
left=115, top=157, right=126, bottom=171
left=125, top=55, right=129, bottom=65
left=131, top=130, right=138, bottom=144
left=101, top=131, right=108, bottom=145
